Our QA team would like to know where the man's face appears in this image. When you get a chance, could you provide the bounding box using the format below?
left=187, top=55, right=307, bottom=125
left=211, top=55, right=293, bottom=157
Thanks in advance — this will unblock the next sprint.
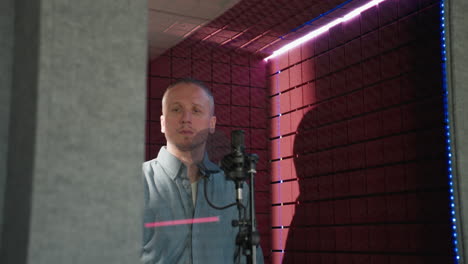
left=161, top=83, right=216, bottom=152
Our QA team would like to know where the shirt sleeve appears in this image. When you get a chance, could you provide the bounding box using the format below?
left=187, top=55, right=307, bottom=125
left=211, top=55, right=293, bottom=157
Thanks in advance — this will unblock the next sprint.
left=141, top=163, right=156, bottom=264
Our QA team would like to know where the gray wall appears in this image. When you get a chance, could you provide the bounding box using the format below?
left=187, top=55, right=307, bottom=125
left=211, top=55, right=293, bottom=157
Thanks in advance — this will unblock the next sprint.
left=0, top=0, right=14, bottom=251
left=447, top=0, right=468, bottom=262
left=1, top=0, right=41, bottom=262
left=1, top=0, right=147, bottom=263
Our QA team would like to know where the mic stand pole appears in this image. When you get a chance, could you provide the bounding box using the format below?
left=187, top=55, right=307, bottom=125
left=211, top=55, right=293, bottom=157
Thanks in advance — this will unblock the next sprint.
left=247, top=154, right=260, bottom=264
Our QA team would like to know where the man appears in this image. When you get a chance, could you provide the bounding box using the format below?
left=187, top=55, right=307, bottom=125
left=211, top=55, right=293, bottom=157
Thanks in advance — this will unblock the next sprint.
left=141, top=78, right=263, bottom=264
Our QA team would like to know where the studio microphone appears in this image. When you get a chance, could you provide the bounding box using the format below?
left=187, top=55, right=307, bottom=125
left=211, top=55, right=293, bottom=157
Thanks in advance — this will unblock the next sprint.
left=221, top=130, right=247, bottom=203
left=232, top=130, right=245, bottom=202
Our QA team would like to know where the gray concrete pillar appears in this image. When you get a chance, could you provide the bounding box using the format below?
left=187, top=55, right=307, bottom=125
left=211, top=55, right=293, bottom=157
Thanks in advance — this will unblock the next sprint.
left=0, top=0, right=14, bottom=250
left=446, top=0, right=468, bottom=262
left=1, top=0, right=147, bottom=263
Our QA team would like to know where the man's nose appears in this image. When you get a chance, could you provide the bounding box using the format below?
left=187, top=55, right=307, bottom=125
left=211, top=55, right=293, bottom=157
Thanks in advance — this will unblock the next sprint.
left=180, top=110, right=192, bottom=122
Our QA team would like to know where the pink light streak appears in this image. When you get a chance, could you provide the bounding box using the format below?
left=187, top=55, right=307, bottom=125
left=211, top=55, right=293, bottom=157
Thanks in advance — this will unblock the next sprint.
left=264, top=0, right=387, bottom=61
left=144, top=216, right=220, bottom=228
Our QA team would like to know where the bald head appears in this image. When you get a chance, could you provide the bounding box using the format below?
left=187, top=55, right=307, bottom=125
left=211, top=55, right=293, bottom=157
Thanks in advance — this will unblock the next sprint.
left=162, top=78, right=215, bottom=116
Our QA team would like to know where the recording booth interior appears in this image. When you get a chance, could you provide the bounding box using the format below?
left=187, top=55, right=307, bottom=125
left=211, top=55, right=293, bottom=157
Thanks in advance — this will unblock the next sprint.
left=145, top=0, right=460, bottom=263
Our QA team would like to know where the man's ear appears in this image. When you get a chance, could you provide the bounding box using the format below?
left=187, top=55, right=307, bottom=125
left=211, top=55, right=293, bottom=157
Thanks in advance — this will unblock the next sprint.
left=160, top=115, right=165, bottom=133
left=209, top=116, right=216, bottom=134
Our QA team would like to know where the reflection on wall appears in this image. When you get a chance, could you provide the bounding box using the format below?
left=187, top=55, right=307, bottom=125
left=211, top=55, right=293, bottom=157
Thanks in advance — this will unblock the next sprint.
left=268, top=0, right=453, bottom=263
left=146, top=44, right=272, bottom=261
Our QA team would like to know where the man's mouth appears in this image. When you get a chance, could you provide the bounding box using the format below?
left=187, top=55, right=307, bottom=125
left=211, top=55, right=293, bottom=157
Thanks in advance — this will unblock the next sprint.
left=178, top=129, right=194, bottom=135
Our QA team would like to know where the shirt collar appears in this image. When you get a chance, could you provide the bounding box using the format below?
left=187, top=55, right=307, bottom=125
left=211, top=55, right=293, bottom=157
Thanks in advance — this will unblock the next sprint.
left=157, top=146, right=222, bottom=181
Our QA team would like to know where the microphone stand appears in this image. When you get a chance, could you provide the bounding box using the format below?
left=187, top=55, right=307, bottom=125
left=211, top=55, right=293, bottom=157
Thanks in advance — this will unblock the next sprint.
left=222, top=130, right=260, bottom=264
left=247, top=154, right=260, bottom=264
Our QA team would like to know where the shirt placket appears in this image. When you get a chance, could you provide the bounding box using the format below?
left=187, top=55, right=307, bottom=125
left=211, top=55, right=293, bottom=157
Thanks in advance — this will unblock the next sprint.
left=175, top=167, right=194, bottom=264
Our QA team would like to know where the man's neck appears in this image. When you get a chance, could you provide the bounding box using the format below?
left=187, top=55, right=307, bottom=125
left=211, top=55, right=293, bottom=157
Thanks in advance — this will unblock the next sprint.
left=166, top=144, right=204, bottom=183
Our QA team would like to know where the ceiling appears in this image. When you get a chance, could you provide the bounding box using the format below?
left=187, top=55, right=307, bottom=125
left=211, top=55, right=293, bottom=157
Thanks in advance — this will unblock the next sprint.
left=148, top=0, right=358, bottom=60
left=148, top=0, right=241, bottom=59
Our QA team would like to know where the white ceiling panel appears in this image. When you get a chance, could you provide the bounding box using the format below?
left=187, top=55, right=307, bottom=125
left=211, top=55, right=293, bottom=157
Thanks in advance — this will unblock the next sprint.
left=148, top=0, right=240, bottom=59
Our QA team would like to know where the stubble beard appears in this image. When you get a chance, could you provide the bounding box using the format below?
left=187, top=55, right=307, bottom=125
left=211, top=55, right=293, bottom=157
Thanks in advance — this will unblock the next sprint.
left=174, top=131, right=209, bottom=153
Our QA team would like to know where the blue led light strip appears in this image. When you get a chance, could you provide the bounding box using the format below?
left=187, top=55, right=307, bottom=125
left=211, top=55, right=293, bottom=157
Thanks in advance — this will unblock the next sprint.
left=440, top=0, right=460, bottom=262
left=284, top=0, right=354, bottom=38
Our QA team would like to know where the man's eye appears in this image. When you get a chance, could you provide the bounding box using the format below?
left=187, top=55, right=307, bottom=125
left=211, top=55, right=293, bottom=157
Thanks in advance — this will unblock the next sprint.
left=171, top=107, right=181, bottom=112
left=193, top=108, right=202, bottom=113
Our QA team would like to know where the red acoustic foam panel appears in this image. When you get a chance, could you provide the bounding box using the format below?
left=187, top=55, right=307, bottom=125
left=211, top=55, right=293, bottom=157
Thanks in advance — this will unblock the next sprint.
left=251, top=128, right=267, bottom=149
left=269, top=116, right=280, bottom=138
left=272, top=205, right=295, bottom=228
left=231, top=65, right=250, bottom=86
left=231, top=106, right=250, bottom=127
left=333, top=147, right=349, bottom=172
left=343, top=14, right=362, bottom=41
left=329, top=23, right=345, bottom=48
left=382, top=135, right=405, bottom=163
left=250, top=87, right=267, bottom=108
left=315, top=53, right=330, bottom=78
left=288, top=47, right=301, bottom=65
left=212, top=62, right=231, bottom=83
left=344, top=38, right=362, bottom=66
left=361, top=30, right=380, bottom=59
left=170, top=41, right=191, bottom=58
left=363, top=84, right=383, bottom=112
left=267, top=74, right=280, bottom=96
left=379, top=0, right=399, bottom=25
left=362, top=56, right=381, bottom=86
left=369, top=225, right=388, bottom=251
left=288, top=64, right=302, bottom=88
left=272, top=181, right=299, bottom=204
left=289, top=86, right=303, bottom=110
left=148, top=77, right=171, bottom=99
left=331, top=96, right=348, bottom=121
left=301, top=38, right=315, bottom=60
left=301, top=59, right=315, bottom=83
left=365, top=140, right=384, bottom=167
left=315, top=76, right=331, bottom=102
left=289, top=110, right=303, bottom=134
left=364, top=112, right=383, bottom=139
left=212, top=48, right=230, bottom=63
left=361, top=5, right=379, bottom=34
left=302, top=83, right=317, bottom=106
left=278, top=69, right=290, bottom=92
left=148, top=122, right=165, bottom=145
left=315, top=31, right=330, bottom=54
left=251, top=66, right=267, bottom=87
left=333, top=172, right=350, bottom=197
left=381, top=49, right=401, bottom=79
left=215, top=105, right=231, bottom=125
left=192, top=60, right=212, bottom=82
left=381, top=77, right=402, bottom=107
left=191, top=43, right=212, bottom=60
left=318, top=176, right=334, bottom=200
left=279, top=114, right=291, bottom=136
left=148, top=99, right=162, bottom=121
left=250, top=107, right=267, bottom=128
left=231, top=85, right=250, bottom=106
left=171, top=57, right=191, bottom=79
left=212, top=83, right=231, bottom=105
left=380, top=22, right=400, bottom=52
left=232, top=52, right=250, bottom=66
left=278, top=92, right=291, bottom=114
left=149, top=55, right=171, bottom=76
left=329, top=46, right=346, bottom=72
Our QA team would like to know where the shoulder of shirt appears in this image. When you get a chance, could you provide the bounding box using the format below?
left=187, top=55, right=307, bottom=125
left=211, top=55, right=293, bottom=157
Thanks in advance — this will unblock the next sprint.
left=142, top=157, right=157, bottom=169
left=142, top=158, right=163, bottom=178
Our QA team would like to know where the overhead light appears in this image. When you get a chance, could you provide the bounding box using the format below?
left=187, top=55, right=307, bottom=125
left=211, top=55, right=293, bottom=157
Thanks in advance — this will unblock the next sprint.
left=264, top=0, right=387, bottom=61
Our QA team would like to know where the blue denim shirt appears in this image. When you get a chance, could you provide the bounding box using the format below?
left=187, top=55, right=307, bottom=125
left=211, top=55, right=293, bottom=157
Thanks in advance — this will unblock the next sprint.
left=141, top=147, right=264, bottom=264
